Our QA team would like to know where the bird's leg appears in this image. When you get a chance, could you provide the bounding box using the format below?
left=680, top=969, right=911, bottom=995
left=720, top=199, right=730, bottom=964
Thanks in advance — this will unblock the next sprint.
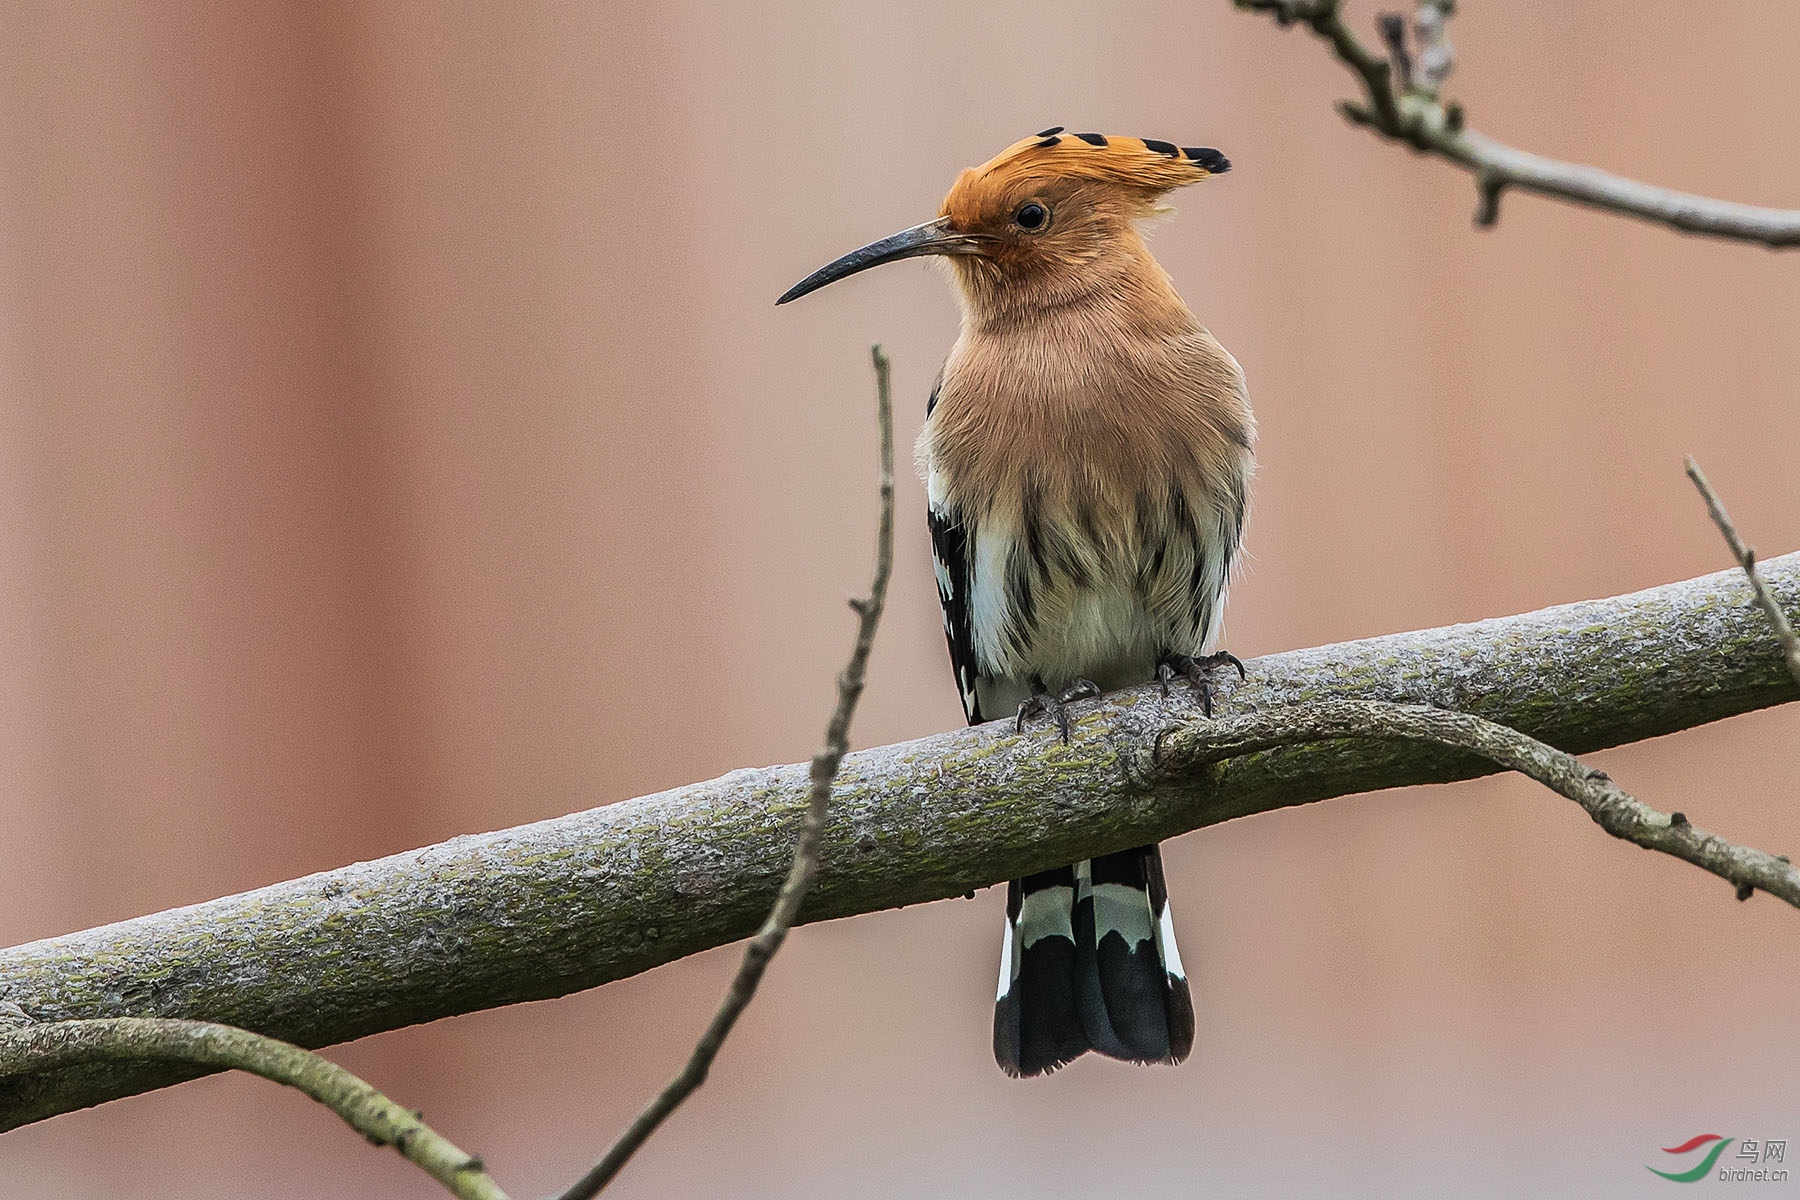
left=1156, top=651, right=1247, bottom=718
left=1015, top=674, right=1101, bottom=744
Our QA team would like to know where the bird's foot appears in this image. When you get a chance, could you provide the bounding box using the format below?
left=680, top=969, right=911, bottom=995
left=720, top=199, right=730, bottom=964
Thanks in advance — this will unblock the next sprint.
left=1156, top=651, right=1246, bottom=717
left=1015, top=675, right=1100, bottom=744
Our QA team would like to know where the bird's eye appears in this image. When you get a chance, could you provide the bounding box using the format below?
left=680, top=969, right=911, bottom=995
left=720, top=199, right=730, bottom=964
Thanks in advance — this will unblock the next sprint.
left=1014, top=202, right=1049, bottom=232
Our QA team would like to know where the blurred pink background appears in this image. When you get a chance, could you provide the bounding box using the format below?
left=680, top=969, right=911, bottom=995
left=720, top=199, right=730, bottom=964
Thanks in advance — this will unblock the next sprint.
left=2, top=2, right=1797, bottom=1196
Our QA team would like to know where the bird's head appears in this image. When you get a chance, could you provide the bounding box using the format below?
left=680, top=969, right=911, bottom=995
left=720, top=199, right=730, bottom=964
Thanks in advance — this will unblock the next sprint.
left=777, top=129, right=1228, bottom=320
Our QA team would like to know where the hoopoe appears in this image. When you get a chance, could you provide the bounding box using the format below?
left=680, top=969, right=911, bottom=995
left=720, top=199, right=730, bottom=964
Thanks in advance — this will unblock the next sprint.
left=778, top=129, right=1252, bottom=1077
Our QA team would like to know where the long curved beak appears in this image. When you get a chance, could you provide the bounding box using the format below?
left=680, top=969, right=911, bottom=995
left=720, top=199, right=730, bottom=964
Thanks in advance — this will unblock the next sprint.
left=776, top=217, right=988, bottom=304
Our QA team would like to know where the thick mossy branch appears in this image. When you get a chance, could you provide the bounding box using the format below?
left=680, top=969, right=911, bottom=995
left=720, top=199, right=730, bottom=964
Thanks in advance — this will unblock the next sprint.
left=1, top=554, right=1797, bottom=1130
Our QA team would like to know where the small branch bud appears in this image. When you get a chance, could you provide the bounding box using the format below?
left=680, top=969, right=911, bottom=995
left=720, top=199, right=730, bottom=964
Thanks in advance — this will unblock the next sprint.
left=1474, top=169, right=1505, bottom=227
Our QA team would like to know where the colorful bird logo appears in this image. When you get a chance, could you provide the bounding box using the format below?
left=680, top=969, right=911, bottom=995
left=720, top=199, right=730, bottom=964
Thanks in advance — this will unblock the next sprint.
left=1649, top=1134, right=1735, bottom=1182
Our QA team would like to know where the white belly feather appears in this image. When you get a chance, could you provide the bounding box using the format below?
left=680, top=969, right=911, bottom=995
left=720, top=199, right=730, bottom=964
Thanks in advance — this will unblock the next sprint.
left=932, top=463, right=1239, bottom=716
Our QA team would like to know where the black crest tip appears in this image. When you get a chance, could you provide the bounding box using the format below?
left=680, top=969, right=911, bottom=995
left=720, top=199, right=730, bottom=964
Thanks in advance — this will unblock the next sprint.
left=1074, top=132, right=1108, bottom=146
left=1036, top=125, right=1066, bottom=138
left=1183, top=147, right=1231, bottom=173
left=1034, top=135, right=1062, bottom=148
left=1140, top=138, right=1180, bottom=157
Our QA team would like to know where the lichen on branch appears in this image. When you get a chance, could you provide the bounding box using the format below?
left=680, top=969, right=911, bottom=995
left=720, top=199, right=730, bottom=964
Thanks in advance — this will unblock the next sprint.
left=0, top=554, right=1796, bottom=1131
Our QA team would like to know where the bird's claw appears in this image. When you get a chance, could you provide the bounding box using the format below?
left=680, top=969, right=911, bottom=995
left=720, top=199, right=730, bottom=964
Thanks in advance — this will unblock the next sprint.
left=1156, top=651, right=1246, bottom=717
left=1016, top=677, right=1100, bottom=744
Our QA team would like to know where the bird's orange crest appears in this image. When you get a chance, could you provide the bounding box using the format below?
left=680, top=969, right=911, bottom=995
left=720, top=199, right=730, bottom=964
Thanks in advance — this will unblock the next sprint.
left=773, top=126, right=1231, bottom=310
left=940, top=128, right=1229, bottom=228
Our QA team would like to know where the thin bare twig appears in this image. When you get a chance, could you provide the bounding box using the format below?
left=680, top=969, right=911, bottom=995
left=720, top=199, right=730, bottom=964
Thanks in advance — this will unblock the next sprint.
left=554, top=345, right=896, bottom=1198
left=1685, top=456, right=1800, bottom=688
left=0, top=1018, right=506, bottom=1200
left=1161, top=698, right=1800, bottom=906
left=1234, top=0, right=1800, bottom=246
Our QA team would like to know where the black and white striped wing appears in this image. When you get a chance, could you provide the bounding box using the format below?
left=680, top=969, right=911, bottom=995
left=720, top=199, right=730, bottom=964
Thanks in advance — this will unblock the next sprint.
left=927, top=499, right=983, bottom=725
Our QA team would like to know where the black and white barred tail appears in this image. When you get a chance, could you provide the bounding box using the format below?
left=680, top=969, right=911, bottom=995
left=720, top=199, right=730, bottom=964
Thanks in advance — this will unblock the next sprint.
left=994, top=843, right=1194, bottom=1076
